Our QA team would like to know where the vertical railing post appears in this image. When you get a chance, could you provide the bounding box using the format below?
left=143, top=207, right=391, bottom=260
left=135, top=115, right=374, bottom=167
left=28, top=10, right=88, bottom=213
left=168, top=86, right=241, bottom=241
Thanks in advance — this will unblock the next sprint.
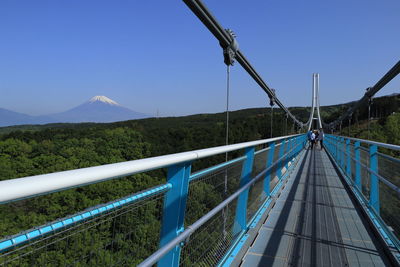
left=369, top=144, right=379, bottom=214
left=340, top=137, right=345, bottom=170
left=277, top=139, right=286, bottom=179
left=332, top=136, right=339, bottom=162
left=329, top=136, right=332, bottom=156
left=332, top=136, right=339, bottom=163
left=354, top=141, right=361, bottom=191
left=335, top=136, right=339, bottom=164
left=296, top=136, right=301, bottom=154
left=234, top=146, right=255, bottom=234
left=159, top=162, right=192, bottom=267
left=346, top=139, right=351, bottom=178
left=264, top=142, right=275, bottom=197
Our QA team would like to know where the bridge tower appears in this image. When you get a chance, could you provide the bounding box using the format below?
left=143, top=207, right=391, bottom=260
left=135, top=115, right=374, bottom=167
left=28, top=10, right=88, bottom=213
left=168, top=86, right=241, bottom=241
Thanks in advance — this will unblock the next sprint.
left=307, top=73, right=323, bottom=131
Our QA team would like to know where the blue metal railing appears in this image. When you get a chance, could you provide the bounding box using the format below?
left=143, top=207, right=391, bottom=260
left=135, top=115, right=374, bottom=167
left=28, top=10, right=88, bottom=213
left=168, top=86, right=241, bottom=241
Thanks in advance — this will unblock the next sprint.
left=140, top=135, right=306, bottom=266
left=324, top=135, right=400, bottom=256
left=0, top=134, right=306, bottom=266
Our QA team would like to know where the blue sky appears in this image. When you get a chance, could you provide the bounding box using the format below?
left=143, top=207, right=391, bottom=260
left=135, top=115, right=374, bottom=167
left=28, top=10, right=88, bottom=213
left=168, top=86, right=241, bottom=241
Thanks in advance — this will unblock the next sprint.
left=0, top=0, right=399, bottom=117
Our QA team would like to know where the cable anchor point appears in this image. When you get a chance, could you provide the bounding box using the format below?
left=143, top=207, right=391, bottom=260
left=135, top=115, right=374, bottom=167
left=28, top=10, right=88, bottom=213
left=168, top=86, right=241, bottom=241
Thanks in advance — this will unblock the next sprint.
left=221, top=29, right=239, bottom=66
left=269, top=88, right=276, bottom=106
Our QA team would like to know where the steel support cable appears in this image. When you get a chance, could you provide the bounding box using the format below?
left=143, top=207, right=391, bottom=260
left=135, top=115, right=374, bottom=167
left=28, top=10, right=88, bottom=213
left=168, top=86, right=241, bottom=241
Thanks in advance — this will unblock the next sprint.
left=328, top=60, right=400, bottom=128
left=223, top=65, right=230, bottom=240
left=368, top=97, right=372, bottom=140
left=225, top=65, right=230, bottom=161
left=270, top=106, right=274, bottom=138
left=182, top=0, right=305, bottom=127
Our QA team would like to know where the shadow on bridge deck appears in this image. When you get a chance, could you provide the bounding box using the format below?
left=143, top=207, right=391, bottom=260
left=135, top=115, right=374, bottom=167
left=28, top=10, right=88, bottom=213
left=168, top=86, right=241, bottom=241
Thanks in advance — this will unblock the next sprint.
left=240, top=148, right=391, bottom=266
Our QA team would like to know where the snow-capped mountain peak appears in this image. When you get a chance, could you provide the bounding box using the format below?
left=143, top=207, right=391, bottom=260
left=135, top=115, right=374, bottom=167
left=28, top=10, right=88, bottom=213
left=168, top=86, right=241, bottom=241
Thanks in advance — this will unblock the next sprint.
left=89, top=96, right=120, bottom=106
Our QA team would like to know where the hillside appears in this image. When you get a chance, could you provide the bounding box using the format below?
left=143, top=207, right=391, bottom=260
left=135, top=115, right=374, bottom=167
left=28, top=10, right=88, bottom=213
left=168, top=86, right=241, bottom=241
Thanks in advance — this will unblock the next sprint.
left=0, top=93, right=398, bottom=265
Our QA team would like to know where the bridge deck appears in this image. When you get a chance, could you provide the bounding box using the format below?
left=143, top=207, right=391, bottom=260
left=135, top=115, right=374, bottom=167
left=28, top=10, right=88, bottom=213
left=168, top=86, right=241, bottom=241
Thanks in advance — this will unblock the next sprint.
left=240, top=149, right=390, bottom=266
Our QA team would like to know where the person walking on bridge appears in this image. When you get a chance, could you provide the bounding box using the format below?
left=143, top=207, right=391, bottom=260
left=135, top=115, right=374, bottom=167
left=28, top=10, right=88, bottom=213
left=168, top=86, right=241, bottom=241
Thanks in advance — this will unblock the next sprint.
left=318, top=129, right=325, bottom=150
left=314, top=130, right=319, bottom=148
left=307, top=130, right=313, bottom=149
left=310, top=131, right=316, bottom=149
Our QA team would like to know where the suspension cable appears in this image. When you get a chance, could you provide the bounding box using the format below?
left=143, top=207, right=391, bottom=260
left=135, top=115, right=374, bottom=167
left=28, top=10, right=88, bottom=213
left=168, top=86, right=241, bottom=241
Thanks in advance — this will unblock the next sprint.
left=327, top=60, right=400, bottom=129
left=225, top=65, right=230, bottom=161
left=285, top=113, right=288, bottom=135
left=270, top=106, right=273, bottom=138
left=269, top=89, right=276, bottom=138
left=183, top=0, right=306, bottom=128
left=368, top=96, right=372, bottom=140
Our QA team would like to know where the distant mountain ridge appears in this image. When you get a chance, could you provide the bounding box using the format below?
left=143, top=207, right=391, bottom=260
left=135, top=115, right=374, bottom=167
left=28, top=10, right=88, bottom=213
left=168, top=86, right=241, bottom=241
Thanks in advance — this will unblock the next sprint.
left=0, top=96, right=149, bottom=127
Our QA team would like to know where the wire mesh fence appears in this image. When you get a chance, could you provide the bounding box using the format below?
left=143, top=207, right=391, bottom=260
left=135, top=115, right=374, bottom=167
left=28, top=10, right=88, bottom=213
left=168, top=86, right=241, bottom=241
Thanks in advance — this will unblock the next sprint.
left=270, top=143, right=281, bottom=181
left=251, top=149, right=268, bottom=179
left=0, top=136, right=304, bottom=267
left=377, top=153, right=400, bottom=241
left=349, top=143, right=356, bottom=184
left=179, top=198, right=239, bottom=267
left=378, top=153, right=400, bottom=188
left=379, top=181, right=400, bottom=241
left=0, top=192, right=165, bottom=267
left=185, top=159, right=244, bottom=226
left=246, top=148, right=270, bottom=221
left=360, top=148, right=371, bottom=200
left=329, top=137, right=400, bottom=241
left=246, top=175, right=267, bottom=222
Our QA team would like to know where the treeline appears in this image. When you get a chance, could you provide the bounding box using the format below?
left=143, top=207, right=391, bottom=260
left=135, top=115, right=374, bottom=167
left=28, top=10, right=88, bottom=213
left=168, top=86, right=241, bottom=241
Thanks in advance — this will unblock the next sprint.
left=0, top=93, right=398, bottom=265
left=322, top=93, right=400, bottom=125
left=0, top=108, right=297, bottom=266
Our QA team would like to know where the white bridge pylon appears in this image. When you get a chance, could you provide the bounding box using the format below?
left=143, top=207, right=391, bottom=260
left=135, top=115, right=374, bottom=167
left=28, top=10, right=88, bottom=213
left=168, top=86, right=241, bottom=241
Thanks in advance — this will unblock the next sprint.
left=307, top=73, right=323, bottom=131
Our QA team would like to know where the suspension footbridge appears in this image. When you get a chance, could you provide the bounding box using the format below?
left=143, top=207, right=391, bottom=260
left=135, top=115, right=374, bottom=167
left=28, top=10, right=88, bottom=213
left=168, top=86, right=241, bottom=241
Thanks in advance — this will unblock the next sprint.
left=1, top=0, right=400, bottom=266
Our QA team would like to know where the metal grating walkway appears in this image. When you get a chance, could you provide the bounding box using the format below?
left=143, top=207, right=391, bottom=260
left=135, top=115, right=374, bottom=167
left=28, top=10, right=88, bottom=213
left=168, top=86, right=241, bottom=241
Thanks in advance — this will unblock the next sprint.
left=240, top=149, right=390, bottom=266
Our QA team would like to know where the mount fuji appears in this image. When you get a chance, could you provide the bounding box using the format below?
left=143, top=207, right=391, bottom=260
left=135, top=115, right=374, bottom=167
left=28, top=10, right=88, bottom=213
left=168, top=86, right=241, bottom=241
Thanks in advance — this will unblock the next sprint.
left=49, top=96, right=149, bottom=123
left=0, top=96, right=149, bottom=127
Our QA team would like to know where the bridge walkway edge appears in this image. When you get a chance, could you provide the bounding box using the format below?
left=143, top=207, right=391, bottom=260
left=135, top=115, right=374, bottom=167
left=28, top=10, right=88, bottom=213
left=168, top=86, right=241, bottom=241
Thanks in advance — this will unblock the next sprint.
left=235, top=148, right=391, bottom=266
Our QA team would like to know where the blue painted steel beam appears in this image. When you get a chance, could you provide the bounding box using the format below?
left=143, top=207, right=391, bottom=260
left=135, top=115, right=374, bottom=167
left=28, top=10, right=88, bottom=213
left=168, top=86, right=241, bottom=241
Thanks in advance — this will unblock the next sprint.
left=346, top=139, right=351, bottom=178
left=340, top=137, right=345, bottom=170
left=233, top=146, right=255, bottom=235
left=159, top=162, right=192, bottom=267
left=369, top=144, right=379, bottom=214
left=354, top=141, right=361, bottom=191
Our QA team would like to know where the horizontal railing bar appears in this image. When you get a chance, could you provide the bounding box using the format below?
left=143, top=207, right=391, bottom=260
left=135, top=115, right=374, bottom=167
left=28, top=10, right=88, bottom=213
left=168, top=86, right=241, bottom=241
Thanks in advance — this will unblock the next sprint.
left=138, top=139, right=304, bottom=267
left=325, top=138, right=400, bottom=195
left=189, top=156, right=246, bottom=182
left=0, top=134, right=301, bottom=204
left=254, top=146, right=271, bottom=155
left=377, top=152, right=400, bottom=165
left=331, top=135, right=400, bottom=151
left=0, top=183, right=171, bottom=252
left=324, top=145, right=400, bottom=256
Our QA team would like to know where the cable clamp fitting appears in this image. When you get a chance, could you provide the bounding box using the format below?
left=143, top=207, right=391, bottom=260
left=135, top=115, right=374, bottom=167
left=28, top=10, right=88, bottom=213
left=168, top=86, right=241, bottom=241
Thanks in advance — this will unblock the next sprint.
left=220, top=29, right=239, bottom=66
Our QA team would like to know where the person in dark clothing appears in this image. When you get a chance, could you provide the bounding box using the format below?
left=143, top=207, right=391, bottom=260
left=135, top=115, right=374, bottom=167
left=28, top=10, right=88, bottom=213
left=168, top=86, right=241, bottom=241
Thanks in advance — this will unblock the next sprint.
left=314, top=130, right=319, bottom=148
left=318, top=129, right=324, bottom=150
left=310, top=131, right=316, bottom=149
left=307, top=130, right=313, bottom=149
